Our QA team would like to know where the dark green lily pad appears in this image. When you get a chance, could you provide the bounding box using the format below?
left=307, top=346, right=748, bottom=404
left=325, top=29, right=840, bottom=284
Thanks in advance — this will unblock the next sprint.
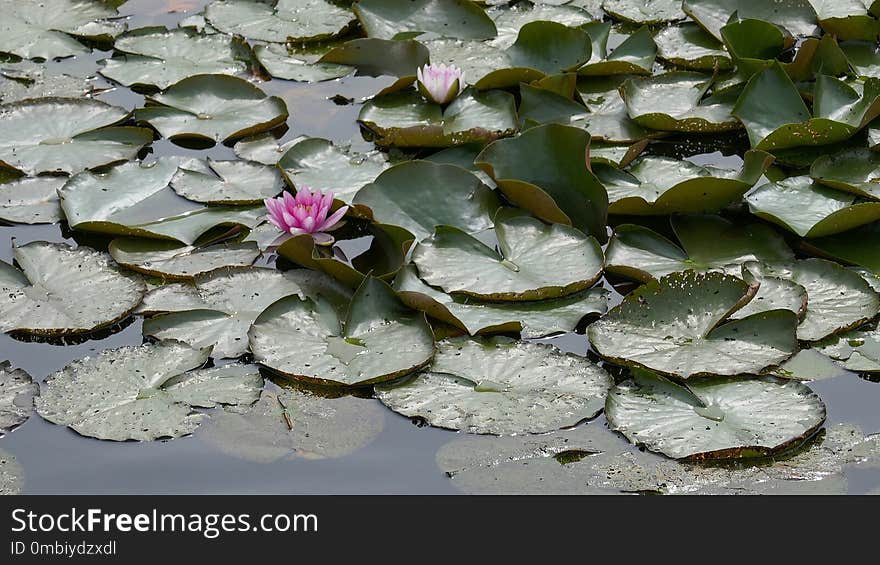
left=412, top=212, right=604, bottom=301
left=682, top=0, right=819, bottom=41
left=319, top=38, right=428, bottom=80
left=375, top=336, right=613, bottom=435
left=0, top=98, right=152, bottom=176
left=746, top=175, right=880, bottom=237
left=490, top=3, right=597, bottom=49
left=575, top=75, right=655, bottom=143
left=278, top=137, right=390, bottom=205
left=205, top=0, right=356, bottom=43
left=394, top=265, right=608, bottom=337
left=0, top=241, right=145, bottom=335
left=135, top=74, right=289, bottom=144
left=588, top=270, right=799, bottom=378
left=654, top=23, right=732, bottom=71
left=579, top=24, right=656, bottom=76
left=475, top=123, right=608, bottom=241
left=810, top=147, right=880, bottom=199
left=606, top=370, right=826, bottom=460
left=358, top=88, right=518, bottom=148
left=108, top=238, right=260, bottom=280
left=806, top=222, right=880, bottom=273
left=36, top=341, right=263, bottom=441
left=354, top=0, right=497, bottom=40
left=353, top=160, right=500, bottom=241
left=813, top=0, right=880, bottom=42
left=0, top=362, right=38, bottom=436
left=841, top=40, right=880, bottom=78
left=256, top=43, right=352, bottom=82
left=0, top=176, right=64, bottom=224
left=249, top=277, right=435, bottom=386
left=170, top=158, right=285, bottom=205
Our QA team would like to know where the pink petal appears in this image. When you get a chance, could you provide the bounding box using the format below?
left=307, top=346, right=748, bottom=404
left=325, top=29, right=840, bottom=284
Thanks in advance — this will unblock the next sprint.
left=319, top=205, right=349, bottom=232
left=301, top=216, right=316, bottom=233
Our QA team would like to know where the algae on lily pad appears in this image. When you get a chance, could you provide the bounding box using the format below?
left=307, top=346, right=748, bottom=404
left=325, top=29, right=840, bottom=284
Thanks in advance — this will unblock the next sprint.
left=810, top=147, right=880, bottom=200
left=35, top=341, right=263, bottom=441
left=353, top=161, right=500, bottom=241
left=170, top=158, right=286, bottom=205
left=412, top=212, right=604, bottom=301
left=108, top=238, right=260, bottom=280
left=0, top=241, right=145, bottom=335
left=0, top=362, right=38, bottom=436
left=354, top=0, right=497, bottom=40
left=588, top=271, right=799, bottom=379
left=606, top=370, right=826, bottom=460
left=0, top=176, right=64, bottom=224
left=394, top=265, right=608, bottom=338
left=375, top=336, right=613, bottom=435
left=0, top=98, right=152, bottom=176
left=135, top=74, right=289, bottom=144
left=205, top=0, right=356, bottom=43
left=249, top=277, right=434, bottom=387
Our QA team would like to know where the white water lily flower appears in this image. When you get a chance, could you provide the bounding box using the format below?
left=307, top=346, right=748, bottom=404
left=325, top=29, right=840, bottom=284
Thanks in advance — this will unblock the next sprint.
left=416, top=63, right=465, bottom=105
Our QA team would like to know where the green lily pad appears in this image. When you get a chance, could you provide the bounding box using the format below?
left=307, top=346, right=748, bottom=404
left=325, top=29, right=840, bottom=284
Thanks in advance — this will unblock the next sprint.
left=0, top=176, right=64, bottom=224
left=490, top=3, right=597, bottom=49
left=654, top=23, right=732, bottom=71
left=602, top=0, right=684, bottom=24
left=475, top=124, right=608, bottom=241
left=0, top=0, right=125, bottom=60
left=0, top=60, right=102, bottom=103
left=108, top=238, right=260, bottom=280
left=255, top=43, right=352, bottom=82
left=394, top=264, right=608, bottom=337
left=0, top=449, right=23, bottom=495
left=812, top=0, right=880, bottom=41
left=375, top=336, right=613, bottom=435
left=746, top=175, right=880, bottom=237
left=575, top=75, right=655, bottom=143
left=358, top=88, right=518, bottom=148
left=0, top=241, right=145, bottom=335
left=733, top=64, right=880, bottom=150
left=354, top=0, right=496, bottom=40
left=605, top=215, right=794, bottom=282
left=200, top=387, right=385, bottom=462
left=806, top=222, right=880, bottom=273
left=682, top=0, right=819, bottom=41
left=755, top=259, right=880, bottom=341
left=0, top=98, right=152, bottom=176
left=810, top=147, right=880, bottom=199
left=319, top=38, right=428, bottom=81
left=204, top=0, right=356, bottom=43
left=36, top=341, right=263, bottom=441
left=815, top=327, right=880, bottom=372
left=135, top=74, right=289, bottom=144
left=99, top=27, right=255, bottom=90
left=769, top=348, right=851, bottom=381
left=353, top=161, right=500, bottom=241
left=170, top=158, right=285, bottom=205
left=598, top=150, right=772, bottom=215
left=233, top=134, right=302, bottom=166
left=249, top=277, right=435, bottom=387
left=0, top=362, right=38, bottom=436
left=578, top=24, right=657, bottom=76
left=588, top=270, right=799, bottom=379
left=720, top=18, right=795, bottom=78
left=841, top=40, right=880, bottom=78
left=517, top=81, right=589, bottom=130
left=278, top=138, right=390, bottom=205
left=606, top=371, right=826, bottom=460
left=59, top=158, right=265, bottom=245
left=412, top=212, right=604, bottom=301
left=420, top=38, right=507, bottom=91
left=142, top=267, right=349, bottom=359
left=733, top=262, right=809, bottom=321
left=622, top=72, right=741, bottom=133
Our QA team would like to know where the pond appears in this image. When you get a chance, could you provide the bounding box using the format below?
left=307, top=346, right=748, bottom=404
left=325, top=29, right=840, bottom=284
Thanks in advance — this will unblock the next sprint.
left=2, top=0, right=880, bottom=495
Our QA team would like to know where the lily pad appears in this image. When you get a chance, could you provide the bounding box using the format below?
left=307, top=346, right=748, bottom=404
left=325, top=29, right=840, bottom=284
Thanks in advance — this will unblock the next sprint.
left=99, top=27, right=255, bottom=90
left=598, top=150, right=772, bottom=215
left=256, top=43, right=352, bottom=82
left=746, top=175, right=880, bottom=237
left=812, top=0, right=880, bottom=41
left=0, top=362, right=38, bottom=436
left=654, top=23, right=732, bottom=71
left=588, top=270, right=799, bottom=378
left=682, top=0, right=819, bottom=41
left=353, top=161, right=500, bottom=241
left=578, top=24, right=656, bottom=76
left=0, top=449, right=23, bottom=495
left=201, top=387, right=385, bottom=462
left=0, top=176, right=64, bottom=224
left=394, top=265, right=608, bottom=337
left=0, top=241, right=145, bottom=335
left=815, top=327, right=880, bottom=372
left=490, top=3, right=596, bottom=49
left=806, top=222, right=880, bottom=273
left=622, top=72, right=741, bottom=133
left=278, top=138, right=390, bottom=205
left=475, top=123, right=608, bottom=240
left=170, top=158, right=285, bottom=205
left=375, top=336, right=613, bottom=435
left=353, top=0, right=497, bottom=40
left=606, top=371, right=826, bottom=460
left=0, top=61, right=102, bottom=103
left=602, top=0, right=684, bottom=24
left=204, top=0, right=356, bottom=43
left=0, top=98, right=152, bottom=176
left=575, top=75, right=655, bottom=143
left=36, top=341, right=263, bottom=441
left=59, top=157, right=265, bottom=245
left=249, top=277, right=435, bottom=386
left=810, top=147, right=880, bottom=200
left=412, top=212, right=604, bottom=301
left=108, top=238, right=260, bottom=280
left=135, top=74, right=289, bottom=144
left=318, top=38, right=428, bottom=80
left=142, top=267, right=350, bottom=359
left=357, top=88, right=518, bottom=148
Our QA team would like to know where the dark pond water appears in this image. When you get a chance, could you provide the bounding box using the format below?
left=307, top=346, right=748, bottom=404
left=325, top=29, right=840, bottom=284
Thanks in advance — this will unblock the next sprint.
left=3, top=1, right=880, bottom=495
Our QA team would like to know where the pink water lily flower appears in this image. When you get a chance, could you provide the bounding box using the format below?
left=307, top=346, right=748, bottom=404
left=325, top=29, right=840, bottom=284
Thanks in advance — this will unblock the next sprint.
left=416, top=63, right=465, bottom=105
left=264, top=188, right=348, bottom=246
